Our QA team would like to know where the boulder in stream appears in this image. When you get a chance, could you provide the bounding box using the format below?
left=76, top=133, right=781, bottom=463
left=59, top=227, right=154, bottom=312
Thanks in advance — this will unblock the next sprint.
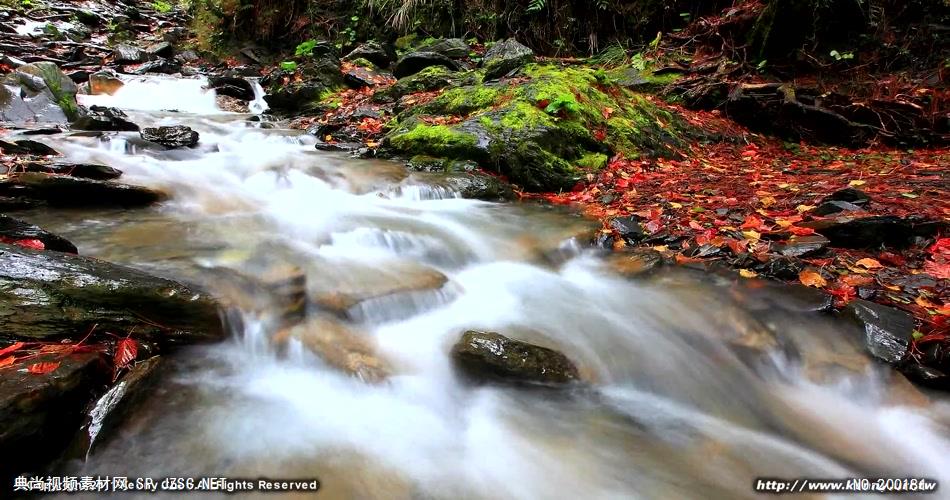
left=344, top=41, right=397, bottom=69
left=207, top=76, right=255, bottom=101
left=0, top=172, right=165, bottom=208
left=275, top=318, right=390, bottom=383
left=141, top=125, right=199, bottom=148
left=0, top=139, right=59, bottom=156
left=88, top=70, right=124, bottom=96
left=71, top=105, right=139, bottom=132
left=0, top=243, right=224, bottom=344
left=451, top=330, right=580, bottom=386
left=0, top=214, right=78, bottom=253
left=20, top=160, right=123, bottom=180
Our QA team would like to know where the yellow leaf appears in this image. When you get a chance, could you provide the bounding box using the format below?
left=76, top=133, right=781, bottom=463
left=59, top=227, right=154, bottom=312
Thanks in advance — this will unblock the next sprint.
left=849, top=180, right=866, bottom=187
left=669, top=202, right=682, bottom=209
left=915, top=296, right=937, bottom=308
left=796, top=204, right=817, bottom=213
left=855, top=258, right=883, bottom=269
left=739, top=269, right=758, bottom=278
left=799, top=269, right=828, bottom=288
left=760, top=196, right=776, bottom=207
left=742, top=230, right=761, bottom=241
left=776, top=219, right=793, bottom=228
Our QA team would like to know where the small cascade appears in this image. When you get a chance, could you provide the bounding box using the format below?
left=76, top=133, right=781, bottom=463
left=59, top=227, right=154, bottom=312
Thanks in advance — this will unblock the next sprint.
left=247, top=78, right=270, bottom=115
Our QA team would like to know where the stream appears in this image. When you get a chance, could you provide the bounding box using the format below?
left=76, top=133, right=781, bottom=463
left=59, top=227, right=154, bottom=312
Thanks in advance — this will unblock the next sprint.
left=14, top=75, right=950, bottom=499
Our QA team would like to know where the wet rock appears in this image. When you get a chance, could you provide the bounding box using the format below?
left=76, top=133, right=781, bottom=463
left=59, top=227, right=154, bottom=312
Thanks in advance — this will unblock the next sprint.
left=71, top=106, right=139, bottom=131
left=773, top=234, right=830, bottom=257
left=483, top=39, right=534, bottom=80
left=754, top=256, right=804, bottom=280
left=175, top=50, right=199, bottom=63
left=1, top=62, right=80, bottom=122
left=344, top=65, right=389, bottom=89
left=216, top=95, right=249, bottom=113
left=843, top=299, right=914, bottom=364
left=262, top=55, right=343, bottom=112
left=140, top=125, right=199, bottom=148
left=439, top=172, right=516, bottom=201
left=207, top=76, right=254, bottom=101
left=128, top=59, right=181, bottom=75
left=88, top=70, right=124, bottom=96
left=0, top=172, right=165, bottom=208
left=407, top=155, right=446, bottom=172
left=0, top=352, right=109, bottom=479
left=344, top=41, right=397, bottom=69
left=144, top=41, right=174, bottom=58
left=804, top=216, right=915, bottom=249
left=0, top=243, right=224, bottom=343
left=609, top=215, right=646, bottom=243
left=451, top=330, right=580, bottom=385
left=20, top=161, right=122, bottom=180
left=69, top=357, right=164, bottom=457
left=393, top=51, right=461, bottom=79
left=113, top=44, right=145, bottom=64
left=822, top=187, right=870, bottom=206
left=813, top=200, right=864, bottom=216
left=0, top=214, right=77, bottom=253
left=604, top=248, right=664, bottom=277
left=419, top=38, right=471, bottom=59
left=900, top=363, right=949, bottom=391
left=0, top=139, right=59, bottom=156
left=275, top=318, right=390, bottom=383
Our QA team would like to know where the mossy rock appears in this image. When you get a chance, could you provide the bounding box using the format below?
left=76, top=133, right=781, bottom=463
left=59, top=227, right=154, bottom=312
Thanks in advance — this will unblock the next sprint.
left=385, top=64, right=691, bottom=191
left=373, top=66, right=463, bottom=103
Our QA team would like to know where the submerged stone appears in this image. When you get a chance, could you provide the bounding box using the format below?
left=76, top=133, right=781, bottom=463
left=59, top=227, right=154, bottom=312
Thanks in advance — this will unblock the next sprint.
left=0, top=214, right=77, bottom=253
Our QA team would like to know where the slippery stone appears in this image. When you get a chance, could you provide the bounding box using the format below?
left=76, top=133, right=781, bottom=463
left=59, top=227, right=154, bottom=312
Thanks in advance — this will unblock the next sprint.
left=113, top=44, right=145, bottom=64
left=483, top=39, right=534, bottom=80
left=813, top=200, right=864, bottom=216
left=144, top=41, right=174, bottom=58
left=804, top=216, right=916, bottom=249
left=20, top=161, right=122, bottom=181
left=773, top=234, right=830, bottom=257
left=437, top=172, right=516, bottom=201
left=0, top=139, right=59, bottom=156
left=604, top=248, right=664, bottom=278
left=0, top=172, right=165, bottom=208
left=141, top=125, right=199, bottom=148
left=822, top=187, right=870, bottom=206
left=207, top=76, right=254, bottom=101
left=71, top=106, right=139, bottom=131
left=609, top=215, right=646, bottom=243
left=451, top=330, right=580, bottom=385
left=393, top=51, right=461, bottom=79
left=263, top=55, right=343, bottom=112
left=0, top=243, right=224, bottom=343
left=843, top=299, right=914, bottom=364
left=0, top=214, right=77, bottom=253
left=276, top=318, right=390, bottom=383
left=88, top=70, right=124, bottom=96
left=0, top=352, right=109, bottom=479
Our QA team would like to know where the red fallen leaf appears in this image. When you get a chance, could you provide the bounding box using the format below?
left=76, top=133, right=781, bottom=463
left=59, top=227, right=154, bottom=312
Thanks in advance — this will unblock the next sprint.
left=878, top=251, right=906, bottom=266
left=740, top=215, right=766, bottom=231
left=787, top=226, right=815, bottom=236
left=930, top=238, right=950, bottom=255
left=923, top=260, right=950, bottom=279
left=114, top=338, right=138, bottom=370
left=0, top=356, right=14, bottom=368
left=799, top=269, right=828, bottom=288
left=27, top=361, right=60, bottom=374
left=0, top=237, right=45, bottom=250
left=0, top=341, right=24, bottom=357
left=593, top=129, right=607, bottom=141
left=828, top=283, right=856, bottom=303
left=602, top=107, right=614, bottom=119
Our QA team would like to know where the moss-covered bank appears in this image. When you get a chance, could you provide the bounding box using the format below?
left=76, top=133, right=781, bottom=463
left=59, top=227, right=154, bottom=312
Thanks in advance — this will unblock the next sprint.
left=383, top=64, right=691, bottom=191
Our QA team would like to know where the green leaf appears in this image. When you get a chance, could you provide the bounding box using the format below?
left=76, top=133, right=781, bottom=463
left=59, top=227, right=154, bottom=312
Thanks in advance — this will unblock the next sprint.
left=280, top=61, right=298, bottom=72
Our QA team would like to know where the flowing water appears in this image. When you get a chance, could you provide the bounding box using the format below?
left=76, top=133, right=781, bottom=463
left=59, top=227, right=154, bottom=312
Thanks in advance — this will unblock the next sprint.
left=14, top=75, right=950, bottom=499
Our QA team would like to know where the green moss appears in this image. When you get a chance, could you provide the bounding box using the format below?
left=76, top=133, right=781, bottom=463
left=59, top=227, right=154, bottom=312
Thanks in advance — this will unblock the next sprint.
left=576, top=152, right=609, bottom=169
left=348, top=57, right=377, bottom=69
left=499, top=101, right=555, bottom=130
left=425, top=86, right=500, bottom=115
left=388, top=124, right=477, bottom=157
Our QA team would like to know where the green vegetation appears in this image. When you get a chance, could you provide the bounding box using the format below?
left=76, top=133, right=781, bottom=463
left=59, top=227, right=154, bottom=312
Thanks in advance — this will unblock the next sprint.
left=151, top=1, right=174, bottom=13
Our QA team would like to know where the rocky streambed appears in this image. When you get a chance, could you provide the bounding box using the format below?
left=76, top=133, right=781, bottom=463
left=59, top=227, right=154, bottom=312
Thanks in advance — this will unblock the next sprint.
left=0, top=1, right=948, bottom=497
